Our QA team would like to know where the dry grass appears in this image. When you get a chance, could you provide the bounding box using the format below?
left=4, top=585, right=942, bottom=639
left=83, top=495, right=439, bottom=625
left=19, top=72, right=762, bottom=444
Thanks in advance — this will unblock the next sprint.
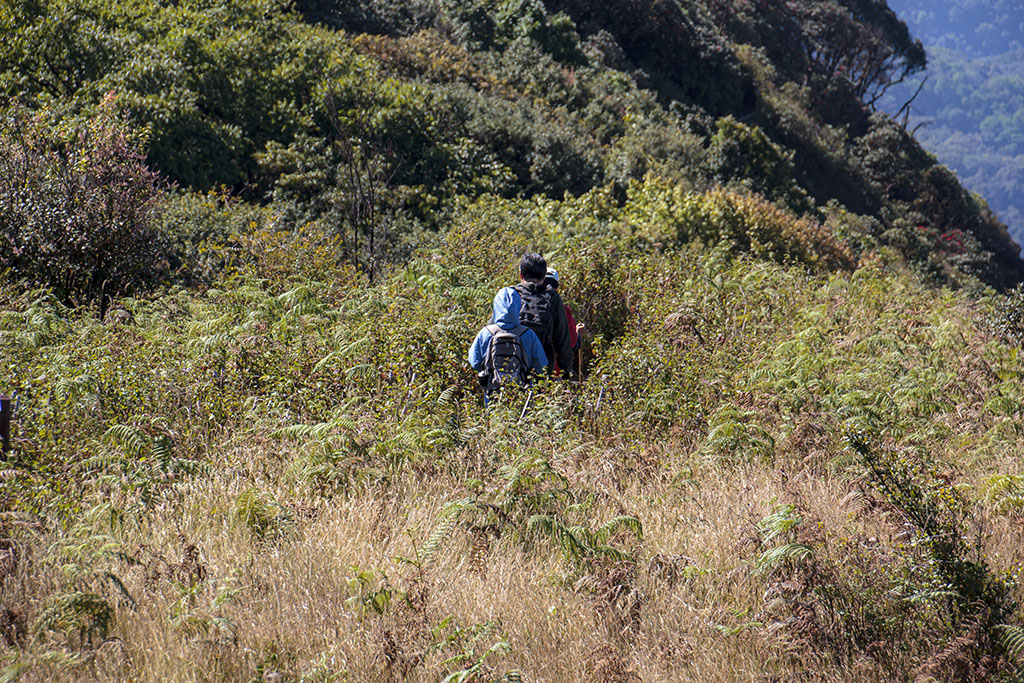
left=3, top=426, right=947, bottom=682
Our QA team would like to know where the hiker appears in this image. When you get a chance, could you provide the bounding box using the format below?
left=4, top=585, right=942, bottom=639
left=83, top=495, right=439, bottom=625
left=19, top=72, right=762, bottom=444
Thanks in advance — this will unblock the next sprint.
left=505, top=253, right=573, bottom=380
left=469, top=287, right=547, bottom=393
left=544, top=267, right=585, bottom=377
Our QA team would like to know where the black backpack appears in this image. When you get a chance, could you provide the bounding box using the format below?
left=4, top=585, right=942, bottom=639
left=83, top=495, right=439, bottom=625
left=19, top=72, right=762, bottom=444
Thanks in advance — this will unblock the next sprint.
left=514, top=283, right=554, bottom=347
left=483, top=324, right=529, bottom=391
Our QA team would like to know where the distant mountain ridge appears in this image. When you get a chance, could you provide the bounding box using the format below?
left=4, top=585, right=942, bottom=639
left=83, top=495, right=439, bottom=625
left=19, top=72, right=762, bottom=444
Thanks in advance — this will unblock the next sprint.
left=888, top=0, right=1023, bottom=56
left=881, top=0, right=1024, bottom=247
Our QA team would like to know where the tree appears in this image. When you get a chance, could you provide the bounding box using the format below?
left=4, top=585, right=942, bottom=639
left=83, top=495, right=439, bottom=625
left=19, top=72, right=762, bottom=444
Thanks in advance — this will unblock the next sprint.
left=787, top=0, right=926, bottom=107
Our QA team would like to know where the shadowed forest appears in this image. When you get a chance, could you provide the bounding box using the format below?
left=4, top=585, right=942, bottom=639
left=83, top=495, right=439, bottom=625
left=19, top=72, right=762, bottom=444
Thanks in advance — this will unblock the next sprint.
left=2, top=0, right=1024, bottom=680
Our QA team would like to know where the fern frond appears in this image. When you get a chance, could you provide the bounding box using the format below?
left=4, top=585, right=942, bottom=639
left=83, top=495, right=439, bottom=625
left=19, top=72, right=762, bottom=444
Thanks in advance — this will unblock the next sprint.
left=757, top=504, right=802, bottom=545
left=998, top=623, right=1024, bottom=660
left=232, top=489, right=292, bottom=542
left=419, top=498, right=475, bottom=567
left=103, top=424, right=148, bottom=459
left=273, top=414, right=357, bottom=444
left=278, top=284, right=321, bottom=309
left=985, top=475, right=1024, bottom=516
left=151, top=435, right=174, bottom=470
left=384, top=430, right=421, bottom=458
left=755, top=543, right=812, bottom=575
left=594, top=515, right=643, bottom=544
left=313, top=351, right=343, bottom=374
left=341, top=335, right=373, bottom=356
left=527, top=515, right=589, bottom=561
left=79, top=452, right=123, bottom=473
left=591, top=544, right=634, bottom=563
left=345, top=364, right=375, bottom=380
left=55, top=374, right=99, bottom=404
left=437, top=385, right=459, bottom=407
left=190, top=332, right=236, bottom=354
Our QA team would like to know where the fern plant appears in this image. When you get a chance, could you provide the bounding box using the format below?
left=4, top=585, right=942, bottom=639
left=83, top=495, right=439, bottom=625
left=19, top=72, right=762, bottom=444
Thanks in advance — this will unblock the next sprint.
left=753, top=503, right=813, bottom=575
left=527, top=514, right=642, bottom=575
left=231, top=489, right=293, bottom=543
left=847, top=431, right=1021, bottom=673
left=275, top=411, right=364, bottom=495
left=169, top=573, right=240, bottom=642
left=428, top=616, right=521, bottom=683
left=346, top=567, right=406, bottom=617
left=86, top=417, right=208, bottom=509
left=33, top=591, right=114, bottom=649
left=700, top=404, right=775, bottom=465
left=414, top=498, right=477, bottom=570
left=395, top=453, right=573, bottom=578
left=998, top=624, right=1024, bottom=679
left=34, top=504, right=138, bottom=650
left=984, top=474, right=1024, bottom=516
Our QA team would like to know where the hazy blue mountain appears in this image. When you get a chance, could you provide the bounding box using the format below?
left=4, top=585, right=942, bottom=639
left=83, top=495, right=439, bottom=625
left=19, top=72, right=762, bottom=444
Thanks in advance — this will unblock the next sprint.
left=882, top=0, right=1024, bottom=246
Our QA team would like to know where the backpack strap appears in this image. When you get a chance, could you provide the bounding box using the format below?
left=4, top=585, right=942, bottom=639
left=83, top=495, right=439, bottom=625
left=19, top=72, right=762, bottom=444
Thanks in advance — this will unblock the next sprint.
left=484, top=324, right=500, bottom=371
left=487, top=324, right=526, bottom=337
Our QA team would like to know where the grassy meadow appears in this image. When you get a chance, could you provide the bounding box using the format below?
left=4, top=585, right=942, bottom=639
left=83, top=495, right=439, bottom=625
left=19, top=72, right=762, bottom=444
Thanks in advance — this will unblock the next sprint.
left=3, top=196, right=1024, bottom=680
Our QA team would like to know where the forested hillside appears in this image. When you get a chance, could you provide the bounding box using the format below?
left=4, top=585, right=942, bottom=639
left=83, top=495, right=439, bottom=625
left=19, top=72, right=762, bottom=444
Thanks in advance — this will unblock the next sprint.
left=881, top=0, right=1024, bottom=245
left=2, top=1, right=1024, bottom=681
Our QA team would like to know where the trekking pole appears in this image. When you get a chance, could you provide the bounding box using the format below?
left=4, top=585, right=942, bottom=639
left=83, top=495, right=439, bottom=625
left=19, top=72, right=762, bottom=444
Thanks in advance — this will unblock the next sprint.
left=518, top=389, right=534, bottom=423
left=483, top=390, right=491, bottom=431
left=593, top=375, right=607, bottom=429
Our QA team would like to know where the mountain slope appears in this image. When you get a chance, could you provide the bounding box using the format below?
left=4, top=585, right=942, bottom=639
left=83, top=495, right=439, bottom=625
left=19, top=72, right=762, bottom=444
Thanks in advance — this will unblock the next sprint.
left=2, top=1, right=1024, bottom=681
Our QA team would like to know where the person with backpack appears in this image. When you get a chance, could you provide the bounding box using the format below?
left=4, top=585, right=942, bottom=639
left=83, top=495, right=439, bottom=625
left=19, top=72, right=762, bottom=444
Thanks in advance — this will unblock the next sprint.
left=544, top=267, right=585, bottom=378
left=508, top=253, right=573, bottom=380
left=469, top=287, right=547, bottom=393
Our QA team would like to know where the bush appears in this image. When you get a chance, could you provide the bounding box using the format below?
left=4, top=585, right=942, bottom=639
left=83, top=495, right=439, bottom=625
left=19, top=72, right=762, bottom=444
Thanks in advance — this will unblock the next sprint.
left=708, top=116, right=811, bottom=214
left=623, top=178, right=855, bottom=271
left=0, top=98, right=166, bottom=306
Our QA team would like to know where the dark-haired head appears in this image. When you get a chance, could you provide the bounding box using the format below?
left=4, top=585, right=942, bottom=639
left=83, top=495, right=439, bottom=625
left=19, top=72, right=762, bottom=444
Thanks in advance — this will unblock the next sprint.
left=519, top=252, right=546, bottom=282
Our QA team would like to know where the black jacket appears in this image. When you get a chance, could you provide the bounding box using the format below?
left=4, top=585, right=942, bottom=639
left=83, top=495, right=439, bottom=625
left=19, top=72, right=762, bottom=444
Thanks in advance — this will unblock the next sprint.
left=513, top=280, right=572, bottom=379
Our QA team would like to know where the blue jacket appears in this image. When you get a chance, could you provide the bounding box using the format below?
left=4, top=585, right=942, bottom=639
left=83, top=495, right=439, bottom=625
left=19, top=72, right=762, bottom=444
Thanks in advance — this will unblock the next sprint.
left=469, top=288, right=547, bottom=373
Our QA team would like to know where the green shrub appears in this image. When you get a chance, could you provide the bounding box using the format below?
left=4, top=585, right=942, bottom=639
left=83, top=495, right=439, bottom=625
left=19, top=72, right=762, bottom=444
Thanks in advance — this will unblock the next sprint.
left=708, top=116, right=810, bottom=213
left=623, top=178, right=855, bottom=271
left=0, top=100, right=166, bottom=305
left=232, top=489, right=294, bottom=543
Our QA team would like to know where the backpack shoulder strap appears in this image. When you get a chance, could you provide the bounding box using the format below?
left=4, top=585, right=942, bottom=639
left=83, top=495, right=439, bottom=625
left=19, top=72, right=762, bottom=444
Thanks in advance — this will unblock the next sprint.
left=487, top=324, right=528, bottom=338
left=509, top=325, right=530, bottom=367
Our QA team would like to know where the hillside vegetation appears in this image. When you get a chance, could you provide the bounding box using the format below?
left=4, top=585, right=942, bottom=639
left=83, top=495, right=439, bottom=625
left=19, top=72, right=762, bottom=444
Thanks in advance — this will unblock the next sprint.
left=2, top=1, right=1024, bottom=681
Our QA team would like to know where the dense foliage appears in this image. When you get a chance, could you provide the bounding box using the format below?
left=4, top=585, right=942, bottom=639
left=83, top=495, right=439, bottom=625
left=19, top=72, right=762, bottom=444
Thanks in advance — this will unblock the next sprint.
left=1, top=0, right=1024, bottom=681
